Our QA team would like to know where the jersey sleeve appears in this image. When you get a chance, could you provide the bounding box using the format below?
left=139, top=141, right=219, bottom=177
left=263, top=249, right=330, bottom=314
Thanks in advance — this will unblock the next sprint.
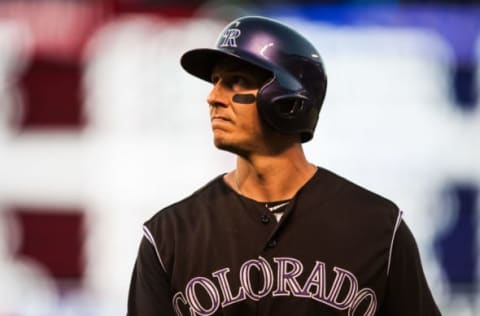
left=127, top=235, right=175, bottom=316
left=378, top=220, right=441, bottom=315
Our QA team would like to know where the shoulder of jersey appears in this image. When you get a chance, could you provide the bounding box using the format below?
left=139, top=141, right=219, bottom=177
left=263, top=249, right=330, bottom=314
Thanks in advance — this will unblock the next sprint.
left=314, top=167, right=399, bottom=214
left=145, top=174, right=225, bottom=223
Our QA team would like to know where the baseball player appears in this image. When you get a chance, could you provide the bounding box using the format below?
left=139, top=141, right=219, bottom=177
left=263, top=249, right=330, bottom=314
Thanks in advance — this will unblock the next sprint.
left=127, top=16, right=441, bottom=315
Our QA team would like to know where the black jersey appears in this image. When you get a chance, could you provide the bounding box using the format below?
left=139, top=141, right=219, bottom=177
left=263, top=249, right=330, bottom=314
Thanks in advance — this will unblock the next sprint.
left=128, top=167, right=441, bottom=315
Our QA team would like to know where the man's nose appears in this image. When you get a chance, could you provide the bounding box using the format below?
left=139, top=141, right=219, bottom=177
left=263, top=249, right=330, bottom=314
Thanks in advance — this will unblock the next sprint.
left=207, top=81, right=229, bottom=108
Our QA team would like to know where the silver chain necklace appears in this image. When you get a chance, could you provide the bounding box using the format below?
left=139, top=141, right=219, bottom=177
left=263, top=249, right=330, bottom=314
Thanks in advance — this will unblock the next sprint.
left=235, top=175, right=291, bottom=212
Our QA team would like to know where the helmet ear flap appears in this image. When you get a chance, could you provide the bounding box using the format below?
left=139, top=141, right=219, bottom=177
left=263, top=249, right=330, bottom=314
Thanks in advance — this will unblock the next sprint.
left=271, top=95, right=308, bottom=118
left=257, top=78, right=318, bottom=141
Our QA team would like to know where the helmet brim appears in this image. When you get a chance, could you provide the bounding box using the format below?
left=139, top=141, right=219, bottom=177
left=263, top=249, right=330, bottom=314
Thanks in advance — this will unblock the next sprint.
left=180, top=49, right=227, bottom=83
left=181, top=48, right=273, bottom=83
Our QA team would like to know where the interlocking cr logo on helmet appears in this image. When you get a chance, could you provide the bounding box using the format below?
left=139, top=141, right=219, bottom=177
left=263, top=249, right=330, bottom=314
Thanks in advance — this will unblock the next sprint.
left=180, top=16, right=327, bottom=143
left=220, top=28, right=242, bottom=47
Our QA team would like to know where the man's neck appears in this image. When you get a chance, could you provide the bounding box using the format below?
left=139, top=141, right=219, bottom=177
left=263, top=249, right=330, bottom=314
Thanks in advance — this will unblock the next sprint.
left=225, top=144, right=317, bottom=202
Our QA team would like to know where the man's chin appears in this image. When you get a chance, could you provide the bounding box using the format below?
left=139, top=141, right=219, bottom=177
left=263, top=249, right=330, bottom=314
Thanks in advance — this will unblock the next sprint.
left=213, top=139, right=245, bottom=156
left=214, top=139, right=234, bottom=152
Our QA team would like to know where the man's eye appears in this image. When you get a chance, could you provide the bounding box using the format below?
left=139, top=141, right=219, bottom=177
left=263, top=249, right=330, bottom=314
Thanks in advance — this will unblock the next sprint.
left=211, top=75, right=219, bottom=84
left=231, top=76, right=242, bottom=84
left=231, top=76, right=249, bottom=88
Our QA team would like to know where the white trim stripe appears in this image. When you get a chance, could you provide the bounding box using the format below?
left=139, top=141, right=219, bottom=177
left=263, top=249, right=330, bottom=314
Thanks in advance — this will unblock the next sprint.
left=143, top=225, right=167, bottom=273
left=387, top=209, right=403, bottom=276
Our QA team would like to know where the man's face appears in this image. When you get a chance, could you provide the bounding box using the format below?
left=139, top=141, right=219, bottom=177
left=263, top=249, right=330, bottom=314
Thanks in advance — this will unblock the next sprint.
left=207, top=58, right=271, bottom=155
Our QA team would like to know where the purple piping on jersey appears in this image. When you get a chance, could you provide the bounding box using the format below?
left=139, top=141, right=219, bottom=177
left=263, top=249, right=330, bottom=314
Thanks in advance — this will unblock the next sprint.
left=143, top=225, right=167, bottom=273
left=387, top=210, right=403, bottom=276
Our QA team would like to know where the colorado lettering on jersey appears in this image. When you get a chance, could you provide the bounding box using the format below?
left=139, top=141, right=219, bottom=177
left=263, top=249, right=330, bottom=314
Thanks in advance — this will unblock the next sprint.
left=172, top=256, right=377, bottom=316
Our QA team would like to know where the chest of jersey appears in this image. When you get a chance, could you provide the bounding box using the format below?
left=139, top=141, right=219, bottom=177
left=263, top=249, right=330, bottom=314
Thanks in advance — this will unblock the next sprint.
left=158, top=191, right=393, bottom=316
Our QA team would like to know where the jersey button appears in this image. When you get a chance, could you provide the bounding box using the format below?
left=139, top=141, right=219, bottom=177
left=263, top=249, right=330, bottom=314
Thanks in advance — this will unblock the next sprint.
left=261, top=214, right=270, bottom=224
left=267, top=240, right=277, bottom=248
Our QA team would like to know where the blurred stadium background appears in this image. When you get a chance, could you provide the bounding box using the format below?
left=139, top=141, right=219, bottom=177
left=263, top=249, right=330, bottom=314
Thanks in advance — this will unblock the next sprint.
left=0, top=0, right=478, bottom=315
